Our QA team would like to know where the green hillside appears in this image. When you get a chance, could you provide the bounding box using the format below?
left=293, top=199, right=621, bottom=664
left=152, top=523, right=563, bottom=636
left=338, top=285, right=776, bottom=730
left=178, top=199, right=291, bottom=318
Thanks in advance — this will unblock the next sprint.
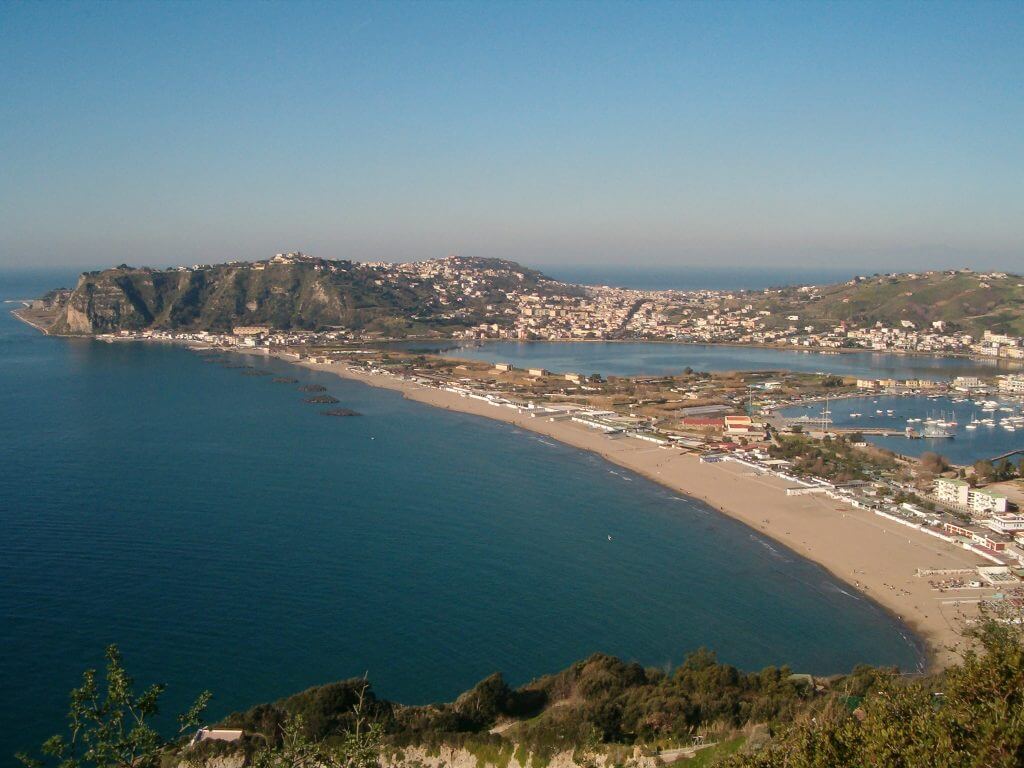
left=46, top=256, right=560, bottom=336
left=18, top=619, right=1023, bottom=767
left=747, top=270, right=1024, bottom=337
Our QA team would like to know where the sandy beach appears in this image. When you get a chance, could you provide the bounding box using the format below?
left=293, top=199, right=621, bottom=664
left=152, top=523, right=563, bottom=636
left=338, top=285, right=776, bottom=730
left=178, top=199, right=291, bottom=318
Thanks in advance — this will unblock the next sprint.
left=295, top=357, right=992, bottom=672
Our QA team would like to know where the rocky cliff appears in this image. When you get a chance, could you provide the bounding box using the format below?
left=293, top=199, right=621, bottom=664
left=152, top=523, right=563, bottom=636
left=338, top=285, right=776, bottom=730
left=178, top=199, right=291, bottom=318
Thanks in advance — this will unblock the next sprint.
left=45, top=256, right=562, bottom=336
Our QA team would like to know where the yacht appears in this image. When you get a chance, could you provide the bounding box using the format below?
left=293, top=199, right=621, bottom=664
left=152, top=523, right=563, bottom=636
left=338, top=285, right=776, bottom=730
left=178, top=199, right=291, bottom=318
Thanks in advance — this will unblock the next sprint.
left=922, top=416, right=954, bottom=439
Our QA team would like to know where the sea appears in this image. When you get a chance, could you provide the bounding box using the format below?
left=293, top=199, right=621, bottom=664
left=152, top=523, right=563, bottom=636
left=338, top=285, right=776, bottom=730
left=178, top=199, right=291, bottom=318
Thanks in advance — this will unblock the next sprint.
left=0, top=268, right=927, bottom=759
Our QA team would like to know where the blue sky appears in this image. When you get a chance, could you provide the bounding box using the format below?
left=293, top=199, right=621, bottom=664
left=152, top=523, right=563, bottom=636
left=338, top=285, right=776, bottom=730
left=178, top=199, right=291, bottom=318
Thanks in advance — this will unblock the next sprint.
left=1, top=0, right=1021, bottom=271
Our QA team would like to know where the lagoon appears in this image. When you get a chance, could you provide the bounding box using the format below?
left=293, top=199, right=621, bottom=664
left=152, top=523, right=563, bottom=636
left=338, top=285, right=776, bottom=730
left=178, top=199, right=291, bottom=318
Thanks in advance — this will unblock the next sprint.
left=404, top=340, right=1010, bottom=381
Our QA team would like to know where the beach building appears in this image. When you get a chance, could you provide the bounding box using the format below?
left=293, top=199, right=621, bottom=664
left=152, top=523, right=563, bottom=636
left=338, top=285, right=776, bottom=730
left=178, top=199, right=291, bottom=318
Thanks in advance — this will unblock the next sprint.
left=934, top=478, right=1009, bottom=515
left=494, top=362, right=514, bottom=372
left=724, top=415, right=758, bottom=435
left=679, top=404, right=732, bottom=417
left=527, top=367, right=549, bottom=377
left=681, top=417, right=724, bottom=430
left=942, top=522, right=1011, bottom=553
left=232, top=326, right=270, bottom=336
left=986, top=513, right=1024, bottom=535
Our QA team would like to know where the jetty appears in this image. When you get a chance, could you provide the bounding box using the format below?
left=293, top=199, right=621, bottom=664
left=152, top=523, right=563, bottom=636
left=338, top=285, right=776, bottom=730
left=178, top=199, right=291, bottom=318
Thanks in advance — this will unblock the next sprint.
left=988, top=447, right=1024, bottom=463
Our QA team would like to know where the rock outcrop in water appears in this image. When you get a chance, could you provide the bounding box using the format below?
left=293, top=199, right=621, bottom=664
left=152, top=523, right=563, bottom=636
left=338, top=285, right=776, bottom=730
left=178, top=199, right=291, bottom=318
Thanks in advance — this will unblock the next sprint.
left=304, top=395, right=340, bottom=404
left=322, top=408, right=359, bottom=417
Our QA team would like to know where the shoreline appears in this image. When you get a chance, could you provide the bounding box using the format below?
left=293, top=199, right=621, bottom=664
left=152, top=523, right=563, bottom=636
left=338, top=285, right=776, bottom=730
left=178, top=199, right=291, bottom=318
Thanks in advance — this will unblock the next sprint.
left=387, top=337, right=1024, bottom=369
left=11, top=316, right=993, bottom=672
left=289, top=355, right=992, bottom=673
left=9, top=306, right=52, bottom=334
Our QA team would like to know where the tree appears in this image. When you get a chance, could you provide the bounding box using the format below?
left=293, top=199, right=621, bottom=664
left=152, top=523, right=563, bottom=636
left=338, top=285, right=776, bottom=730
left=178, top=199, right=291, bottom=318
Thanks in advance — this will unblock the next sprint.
left=724, top=615, right=1024, bottom=767
left=18, top=650, right=383, bottom=768
left=919, top=451, right=949, bottom=477
left=973, top=459, right=995, bottom=484
left=251, top=678, right=381, bottom=768
left=16, top=645, right=211, bottom=768
left=995, top=458, right=1016, bottom=481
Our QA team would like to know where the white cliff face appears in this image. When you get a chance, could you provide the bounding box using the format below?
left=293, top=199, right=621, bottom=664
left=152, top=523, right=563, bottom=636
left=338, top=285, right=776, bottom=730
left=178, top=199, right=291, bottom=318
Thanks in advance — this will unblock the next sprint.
left=62, top=301, right=94, bottom=334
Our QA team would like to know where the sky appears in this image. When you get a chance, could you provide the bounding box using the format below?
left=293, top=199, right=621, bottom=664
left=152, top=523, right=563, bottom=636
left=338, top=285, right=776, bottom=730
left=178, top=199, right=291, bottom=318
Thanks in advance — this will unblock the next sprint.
left=1, top=0, right=1022, bottom=272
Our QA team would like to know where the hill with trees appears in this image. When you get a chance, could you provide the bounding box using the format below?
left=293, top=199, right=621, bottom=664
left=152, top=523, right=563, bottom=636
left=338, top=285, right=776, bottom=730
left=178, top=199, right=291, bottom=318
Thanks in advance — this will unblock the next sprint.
left=740, top=269, right=1024, bottom=338
left=16, top=616, right=1023, bottom=768
left=43, top=254, right=572, bottom=337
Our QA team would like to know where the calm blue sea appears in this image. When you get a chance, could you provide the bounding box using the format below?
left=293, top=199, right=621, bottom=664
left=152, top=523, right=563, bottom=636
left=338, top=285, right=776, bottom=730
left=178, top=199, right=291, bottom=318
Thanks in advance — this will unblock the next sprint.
left=1, top=270, right=923, bottom=760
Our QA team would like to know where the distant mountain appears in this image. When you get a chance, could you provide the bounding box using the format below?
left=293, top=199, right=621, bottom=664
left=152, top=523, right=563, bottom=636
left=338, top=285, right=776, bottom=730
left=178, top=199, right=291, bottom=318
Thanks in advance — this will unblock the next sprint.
left=45, top=254, right=575, bottom=336
left=740, top=269, right=1024, bottom=338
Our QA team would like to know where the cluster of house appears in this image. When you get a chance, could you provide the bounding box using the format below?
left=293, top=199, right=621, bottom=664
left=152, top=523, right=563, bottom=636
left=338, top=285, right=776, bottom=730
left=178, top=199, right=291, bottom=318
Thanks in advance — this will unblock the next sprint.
left=930, top=478, right=1024, bottom=558
left=973, top=330, right=1024, bottom=361
left=104, top=325, right=352, bottom=349
left=454, top=270, right=1024, bottom=353
left=697, top=449, right=1024, bottom=570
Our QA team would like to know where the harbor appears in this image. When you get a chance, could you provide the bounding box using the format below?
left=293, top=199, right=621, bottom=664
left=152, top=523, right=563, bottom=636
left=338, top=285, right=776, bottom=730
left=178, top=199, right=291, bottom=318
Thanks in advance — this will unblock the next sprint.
left=779, top=393, right=1024, bottom=465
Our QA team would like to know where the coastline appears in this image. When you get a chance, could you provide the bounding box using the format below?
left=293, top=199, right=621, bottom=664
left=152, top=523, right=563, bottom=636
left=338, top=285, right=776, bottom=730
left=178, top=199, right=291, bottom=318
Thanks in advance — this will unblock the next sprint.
left=11, top=314, right=993, bottom=672
left=10, top=306, right=51, bottom=334
left=291, top=355, right=990, bottom=673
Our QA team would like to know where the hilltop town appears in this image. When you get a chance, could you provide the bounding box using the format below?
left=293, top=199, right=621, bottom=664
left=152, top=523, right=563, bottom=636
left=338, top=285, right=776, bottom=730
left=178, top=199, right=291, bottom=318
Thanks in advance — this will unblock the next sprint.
left=21, top=254, right=1024, bottom=362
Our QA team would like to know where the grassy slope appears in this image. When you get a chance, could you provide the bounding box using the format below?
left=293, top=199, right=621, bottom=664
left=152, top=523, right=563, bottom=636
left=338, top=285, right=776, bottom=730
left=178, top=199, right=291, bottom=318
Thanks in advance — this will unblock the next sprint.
left=750, top=271, right=1024, bottom=337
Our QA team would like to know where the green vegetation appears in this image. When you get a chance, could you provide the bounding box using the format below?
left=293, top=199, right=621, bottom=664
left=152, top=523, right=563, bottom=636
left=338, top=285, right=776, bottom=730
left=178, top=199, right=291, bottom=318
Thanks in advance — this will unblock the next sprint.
left=15, top=645, right=211, bottom=768
left=723, top=618, right=1024, bottom=767
left=744, top=270, right=1024, bottom=337
left=46, top=257, right=561, bottom=336
left=19, top=619, right=1024, bottom=767
left=971, top=458, right=1020, bottom=485
left=769, top=434, right=896, bottom=483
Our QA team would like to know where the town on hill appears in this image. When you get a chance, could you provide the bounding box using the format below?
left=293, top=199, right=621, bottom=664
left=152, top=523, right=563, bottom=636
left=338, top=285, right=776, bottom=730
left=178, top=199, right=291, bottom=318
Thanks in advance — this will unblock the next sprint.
left=20, top=253, right=1024, bottom=362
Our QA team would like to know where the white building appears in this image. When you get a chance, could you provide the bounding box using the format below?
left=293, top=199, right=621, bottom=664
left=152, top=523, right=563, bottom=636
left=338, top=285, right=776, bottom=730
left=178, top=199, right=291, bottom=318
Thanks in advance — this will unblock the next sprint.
left=986, top=513, right=1024, bottom=535
left=997, top=375, right=1024, bottom=395
left=934, top=477, right=1008, bottom=515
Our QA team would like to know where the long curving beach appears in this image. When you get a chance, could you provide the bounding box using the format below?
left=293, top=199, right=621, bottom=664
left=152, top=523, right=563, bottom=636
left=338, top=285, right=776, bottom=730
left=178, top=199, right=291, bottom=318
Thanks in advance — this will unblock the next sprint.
left=295, top=357, right=990, bottom=672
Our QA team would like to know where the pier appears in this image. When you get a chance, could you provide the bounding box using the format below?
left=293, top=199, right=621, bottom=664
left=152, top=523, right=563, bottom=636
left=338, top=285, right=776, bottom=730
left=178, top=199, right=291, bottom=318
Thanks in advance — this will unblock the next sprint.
left=829, top=426, right=907, bottom=437
left=987, top=447, right=1024, bottom=463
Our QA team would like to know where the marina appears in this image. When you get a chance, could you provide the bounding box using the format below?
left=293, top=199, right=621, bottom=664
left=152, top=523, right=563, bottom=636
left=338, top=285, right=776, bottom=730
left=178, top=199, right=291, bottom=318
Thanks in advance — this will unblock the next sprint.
left=779, top=394, right=1024, bottom=465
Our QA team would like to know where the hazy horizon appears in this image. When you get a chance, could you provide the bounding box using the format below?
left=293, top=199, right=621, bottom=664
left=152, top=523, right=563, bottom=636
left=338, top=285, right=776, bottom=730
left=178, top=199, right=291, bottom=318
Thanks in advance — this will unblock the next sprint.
left=2, top=0, right=1022, bottom=271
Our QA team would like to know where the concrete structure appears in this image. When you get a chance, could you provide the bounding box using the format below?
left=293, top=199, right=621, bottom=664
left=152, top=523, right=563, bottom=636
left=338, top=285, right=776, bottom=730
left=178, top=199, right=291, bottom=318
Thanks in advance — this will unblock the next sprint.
left=724, top=415, right=757, bottom=435
left=942, top=522, right=1010, bottom=553
left=191, top=728, right=244, bottom=746
left=986, top=513, right=1024, bottom=535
